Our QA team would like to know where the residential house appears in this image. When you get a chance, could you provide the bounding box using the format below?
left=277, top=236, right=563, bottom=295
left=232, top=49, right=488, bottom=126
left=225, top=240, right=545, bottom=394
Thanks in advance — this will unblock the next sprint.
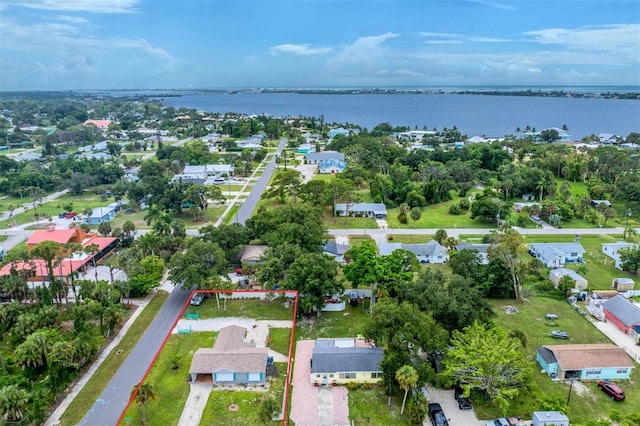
left=587, top=290, right=619, bottom=321
left=14, top=152, right=41, bottom=162
left=602, top=241, right=637, bottom=270
left=0, top=226, right=117, bottom=286
left=297, top=143, right=316, bottom=154
left=189, top=325, right=268, bottom=385
left=396, top=130, right=436, bottom=142
left=334, top=203, right=387, bottom=219
left=310, top=338, right=383, bottom=386
left=323, top=241, right=351, bottom=264
left=305, top=151, right=345, bottom=164
left=328, top=128, right=349, bottom=140
left=528, top=243, right=585, bottom=268
left=466, top=136, right=488, bottom=143
left=536, top=343, right=634, bottom=380
left=318, top=158, right=346, bottom=174
left=591, top=199, right=612, bottom=209
left=522, top=193, right=536, bottom=201
left=548, top=268, right=588, bottom=291
left=83, top=205, right=117, bottom=225
left=378, top=241, right=449, bottom=264
left=602, top=295, right=640, bottom=341
left=182, top=164, right=235, bottom=178
left=83, top=119, right=111, bottom=129
left=598, top=133, right=620, bottom=144
left=239, top=245, right=268, bottom=264
left=79, top=141, right=109, bottom=152
left=455, top=243, right=490, bottom=265
left=612, top=278, right=635, bottom=291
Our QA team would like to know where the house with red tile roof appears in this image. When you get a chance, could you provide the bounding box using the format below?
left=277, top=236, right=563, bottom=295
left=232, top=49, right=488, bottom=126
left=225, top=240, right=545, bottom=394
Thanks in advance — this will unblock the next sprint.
left=83, top=119, right=112, bottom=129
left=1, top=225, right=117, bottom=285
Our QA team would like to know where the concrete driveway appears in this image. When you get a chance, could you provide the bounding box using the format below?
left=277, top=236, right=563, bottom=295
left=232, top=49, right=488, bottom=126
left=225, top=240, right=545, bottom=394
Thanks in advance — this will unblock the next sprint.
left=423, top=386, right=484, bottom=426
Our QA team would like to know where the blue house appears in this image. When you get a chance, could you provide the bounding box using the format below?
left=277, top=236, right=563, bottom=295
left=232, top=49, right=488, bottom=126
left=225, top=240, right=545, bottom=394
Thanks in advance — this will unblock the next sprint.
left=536, top=343, right=634, bottom=381
left=83, top=205, right=117, bottom=225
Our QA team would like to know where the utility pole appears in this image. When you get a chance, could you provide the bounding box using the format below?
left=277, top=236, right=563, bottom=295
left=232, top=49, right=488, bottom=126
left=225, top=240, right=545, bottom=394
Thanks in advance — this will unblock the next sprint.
left=624, top=208, right=632, bottom=240
left=566, top=379, right=574, bottom=406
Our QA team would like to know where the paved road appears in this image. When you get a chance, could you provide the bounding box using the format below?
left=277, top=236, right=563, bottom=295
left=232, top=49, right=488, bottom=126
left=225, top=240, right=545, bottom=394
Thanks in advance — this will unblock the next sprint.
left=0, top=189, right=69, bottom=222
left=235, top=138, right=287, bottom=224
left=329, top=226, right=631, bottom=238
left=80, top=283, right=190, bottom=425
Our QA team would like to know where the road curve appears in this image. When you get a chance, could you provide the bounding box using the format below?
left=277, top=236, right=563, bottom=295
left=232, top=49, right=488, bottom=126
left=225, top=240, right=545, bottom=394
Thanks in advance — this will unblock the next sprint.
left=235, top=138, right=287, bottom=224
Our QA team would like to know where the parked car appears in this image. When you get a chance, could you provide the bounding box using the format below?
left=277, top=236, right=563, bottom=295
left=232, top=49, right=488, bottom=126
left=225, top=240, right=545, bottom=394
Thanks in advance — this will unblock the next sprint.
left=58, top=212, right=66, bottom=218
left=486, top=418, right=511, bottom=426
left=428, top=403, right=449, bottom=426
left=454, top=386, right=473, bottom=410
left=64, top=212, right=77, bottom=219
left=598, top=381, right=625, bottom=401
left=190, top=292, right=205, bottom=306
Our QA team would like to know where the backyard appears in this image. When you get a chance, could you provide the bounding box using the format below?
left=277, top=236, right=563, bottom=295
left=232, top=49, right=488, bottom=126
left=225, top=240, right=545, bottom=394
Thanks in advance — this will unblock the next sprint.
left=482, top=297, right=640, bottom=424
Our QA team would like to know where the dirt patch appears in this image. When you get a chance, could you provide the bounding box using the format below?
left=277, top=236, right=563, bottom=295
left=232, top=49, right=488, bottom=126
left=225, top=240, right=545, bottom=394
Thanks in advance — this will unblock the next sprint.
left=502, top=305, right=520, bottom=314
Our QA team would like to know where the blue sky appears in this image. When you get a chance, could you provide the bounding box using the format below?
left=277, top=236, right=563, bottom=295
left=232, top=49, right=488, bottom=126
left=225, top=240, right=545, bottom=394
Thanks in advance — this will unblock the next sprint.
left=1, top=0, right=639, bottom=90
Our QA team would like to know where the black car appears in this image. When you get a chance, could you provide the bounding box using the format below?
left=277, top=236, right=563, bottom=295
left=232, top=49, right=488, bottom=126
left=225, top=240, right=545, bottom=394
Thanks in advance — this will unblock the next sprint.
left=428, top=403, right=450, bottom=426
left=454, top=386, right=473, bottom=410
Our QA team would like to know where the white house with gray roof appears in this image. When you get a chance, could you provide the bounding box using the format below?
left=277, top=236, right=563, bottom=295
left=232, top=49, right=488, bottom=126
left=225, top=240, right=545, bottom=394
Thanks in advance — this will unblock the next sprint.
left=334, top=203, right=387, bottom=219
left=378, top=241, right=448, bottom=264
left=528, top=243, right=585, bottom=268
left=602, top=241, right=638, bottom=270
left=310, top=339, right=383, bottom=386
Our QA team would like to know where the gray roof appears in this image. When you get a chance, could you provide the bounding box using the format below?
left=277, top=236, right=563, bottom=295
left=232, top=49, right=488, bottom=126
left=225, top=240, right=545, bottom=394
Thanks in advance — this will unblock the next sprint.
left=532, top=412, right=569, bottom=423
left=334, top=203, right=387, bottom=214
left=537, top=346, right=557, bottom=365
left=311, top=346, right=383, bottom=374
left=378, top=241, right=446, bottom=257
left=456, top=243, right=490, bottom=253
left=602, top=295, right=640, bottom=326
left=324, top=241, right=350, bottom=256
left=305, top=151, right=345, bottom=162
left=530, top=242, right=586, bottom=255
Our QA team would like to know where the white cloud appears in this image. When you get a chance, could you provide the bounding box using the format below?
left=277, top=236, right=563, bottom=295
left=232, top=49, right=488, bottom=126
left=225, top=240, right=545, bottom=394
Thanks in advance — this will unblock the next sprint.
left=3, top=0, right=140, bottom=13
left=424, top=40, right=463, bottom=45
left=467, top=0, right=516, bottom=11
left=327, top=32, right=399, bottom=68
left=56, top=15, right=89, bottom=24
left=269, top=43, right=332, bottom=56
left=525, top=24, right=640, bottom=62
left=469, top=36, right=510, bottom=43
left=418, top=32, right=462, bottom=38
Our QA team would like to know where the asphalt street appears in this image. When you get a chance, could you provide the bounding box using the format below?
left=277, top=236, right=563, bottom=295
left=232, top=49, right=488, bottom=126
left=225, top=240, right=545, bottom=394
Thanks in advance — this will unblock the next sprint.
left=80, top=284, right=191, bottom=425
left=235, top=137, right=287, bottom=224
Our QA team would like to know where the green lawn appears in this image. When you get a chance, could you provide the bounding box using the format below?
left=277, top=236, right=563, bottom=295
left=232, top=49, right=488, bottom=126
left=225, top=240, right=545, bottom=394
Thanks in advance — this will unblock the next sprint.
left=483, top=297, right=640, bottom=424
left=122, top=332, right=217, bottom=425
left=296, top=303, right=369, bottom=340
left=194, top=296, right=294, bottom=321
left=324, top=211, right=378, bottom=229
left=268, top=328, right=292, bottom=358
left=387, top=234, right=434, bottom=244
left=199, top=363, right=287, bottom=425
left=348, top=388, right=410, bottom=425
left=520, top=233, right=638, bottom=291
left=59, top=292, right=169, bottom=426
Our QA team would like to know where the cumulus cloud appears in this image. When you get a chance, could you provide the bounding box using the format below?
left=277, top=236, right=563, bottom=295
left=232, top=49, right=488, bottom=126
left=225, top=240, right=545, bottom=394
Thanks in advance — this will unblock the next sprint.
left=327, top=32, right=399, bottom=67
left=269, top=43, right=332, bottom=56
left=3, top=0, right=140, bottom=13
left=525, top=24, right=640, bottom=62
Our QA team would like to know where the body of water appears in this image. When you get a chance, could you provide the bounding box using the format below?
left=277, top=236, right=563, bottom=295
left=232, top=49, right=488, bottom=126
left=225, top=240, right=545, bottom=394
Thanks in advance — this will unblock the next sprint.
left=159, top=92, right=640, bottom=139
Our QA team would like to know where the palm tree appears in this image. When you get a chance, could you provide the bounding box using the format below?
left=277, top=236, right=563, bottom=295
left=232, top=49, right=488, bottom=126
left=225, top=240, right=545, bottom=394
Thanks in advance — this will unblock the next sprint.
left=130, top=382, right=157, bottom=425
left=84, top=243, right=101, bottom=282
left=396, top=365, right=418, bottom=415
left=143, top=204, right=162, bottom=226
left=0, top=384, right=29, bottom=423
left=31, top=240, right=62, bottom=305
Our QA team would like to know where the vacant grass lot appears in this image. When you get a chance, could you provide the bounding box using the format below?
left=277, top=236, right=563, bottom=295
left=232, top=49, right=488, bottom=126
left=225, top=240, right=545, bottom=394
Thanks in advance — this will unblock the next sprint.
left=348, top=387, right=410, bottom=425
left=296, top=303, right=369, bottom=340
left=59, top=292, right=169, bottom=426
left=269, top=328, right=292, bottom=357
left=484, top=297, right=640, bottom=424
left=520, top=233, right=638, bottom=291
left=194, top=296, right=294, bottom=321
left=122, top=332, right=216, bottom=425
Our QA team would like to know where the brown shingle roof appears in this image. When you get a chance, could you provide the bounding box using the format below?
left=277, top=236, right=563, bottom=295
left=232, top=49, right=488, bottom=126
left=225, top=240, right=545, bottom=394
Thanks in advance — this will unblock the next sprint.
left=212, top=325, right=252, bottom=351
left=189, top=348, right=268, bottom=374
left=545, top=343, right=635, bottom=370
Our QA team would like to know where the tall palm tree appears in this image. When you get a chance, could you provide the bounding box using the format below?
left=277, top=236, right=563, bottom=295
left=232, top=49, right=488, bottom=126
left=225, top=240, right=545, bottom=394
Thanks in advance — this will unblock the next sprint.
left=130, top=382, right=157, bottom=425
left=0, top=384, right=29, bottom=424
left=83, top=243, right=101, bottom=282
left=396, top=365, right=418, bottom=415
left=31, top=240, right=62, bottom=305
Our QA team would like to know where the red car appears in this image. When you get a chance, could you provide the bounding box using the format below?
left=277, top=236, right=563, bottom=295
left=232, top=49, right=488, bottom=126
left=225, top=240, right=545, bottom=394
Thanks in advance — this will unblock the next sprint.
left=598, top=381, right=625, bottom=401
left=64, top=212, right=77, bottom=219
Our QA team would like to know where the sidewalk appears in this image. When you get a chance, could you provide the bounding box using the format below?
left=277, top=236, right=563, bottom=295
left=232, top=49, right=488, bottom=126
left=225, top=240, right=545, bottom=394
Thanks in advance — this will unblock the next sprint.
left=44, top=285, right=170, bottom=426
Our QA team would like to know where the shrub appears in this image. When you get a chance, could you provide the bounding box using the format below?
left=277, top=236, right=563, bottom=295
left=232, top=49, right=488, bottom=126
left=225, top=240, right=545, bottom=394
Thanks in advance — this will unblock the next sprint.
left=448, top=204, right=461, bottom=215
left=361, top=382, right=372, bottom=390
left=459, top=199, right=470, bottom=210
left=346, top=381, right=360, bottom=391
left=397, top=212, right=408, bottom=224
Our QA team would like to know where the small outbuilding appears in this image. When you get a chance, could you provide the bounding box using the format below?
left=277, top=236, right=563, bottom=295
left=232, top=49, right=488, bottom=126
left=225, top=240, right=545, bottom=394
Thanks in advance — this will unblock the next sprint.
left=549, top=268, right=588, bottom=291
left=612, top=277, right=635, bottom=291
left=532, top=411, right=569, bottom=426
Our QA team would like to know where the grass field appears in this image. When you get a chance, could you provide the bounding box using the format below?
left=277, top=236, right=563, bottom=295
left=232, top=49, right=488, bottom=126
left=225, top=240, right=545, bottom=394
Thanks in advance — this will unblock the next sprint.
left=122, top=332, right=217, bottom=425
left=520, top=233, right=638, bottom=291
left=59, top=292, right=169, bottom=426
left=296, top=303, right=369, bottom=340
left=269, top=328, right=292, bottom=358
left=348, top=387, right=410, bottom=425
left=483, top=297, right=640, bottom=424
left=194, top=295, right=294, bottom=321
